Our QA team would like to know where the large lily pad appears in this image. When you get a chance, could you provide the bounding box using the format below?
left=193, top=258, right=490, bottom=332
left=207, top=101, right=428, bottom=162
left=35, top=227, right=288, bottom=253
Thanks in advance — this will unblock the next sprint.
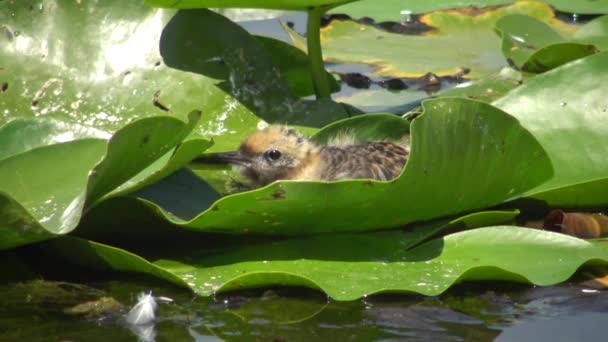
left=33, top=236, right=190, bottom=289
left=331, top=0, right=608, bottom=22
left=438, top=67, right=522, bottom=102
left=291, top=2, right=576, bottom=78
left=0, top=0, right=347, bottom=157
left=495, top=14, right=599, bottom=73
left=43, top=227, right=607, bottom=300
left=144, top=0, right=354, bottom=10
left=0, top=112, right=201, bottom=250
left=494, top=51, right=608, bottom=204
left=154, top=227, right=608, bottom=300
left=157, top=8, right=349, bottom=143
left=112, top=98, right=552, bottom=234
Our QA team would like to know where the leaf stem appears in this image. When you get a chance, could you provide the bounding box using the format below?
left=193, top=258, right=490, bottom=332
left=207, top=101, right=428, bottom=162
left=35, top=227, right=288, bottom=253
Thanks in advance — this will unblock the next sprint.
left=307, top=6, right=331, bottom=99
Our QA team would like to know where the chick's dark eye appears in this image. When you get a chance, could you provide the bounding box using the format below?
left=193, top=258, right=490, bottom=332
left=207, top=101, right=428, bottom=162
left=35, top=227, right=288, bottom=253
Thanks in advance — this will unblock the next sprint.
left=266, top=149, right=282, bottom=161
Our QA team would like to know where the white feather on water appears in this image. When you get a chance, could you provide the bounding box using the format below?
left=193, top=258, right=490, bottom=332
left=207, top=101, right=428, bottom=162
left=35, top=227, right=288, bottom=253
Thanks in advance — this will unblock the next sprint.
left=127, top=292, right=158, bottom=326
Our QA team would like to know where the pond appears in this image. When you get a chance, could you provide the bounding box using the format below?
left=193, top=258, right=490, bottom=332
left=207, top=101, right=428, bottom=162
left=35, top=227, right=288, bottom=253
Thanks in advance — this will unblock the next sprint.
left=2, top=4, right=608, bottom=341
left=1, top=278, right=606, bottom=341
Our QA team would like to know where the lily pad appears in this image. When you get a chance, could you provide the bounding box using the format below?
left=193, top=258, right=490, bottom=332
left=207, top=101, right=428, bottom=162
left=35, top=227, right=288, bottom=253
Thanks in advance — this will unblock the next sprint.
left=255, top=35, right=339, bottom=97
left=33, top=236, right=190, bottom=289
left=148, top=227, right=608, bottom=300
left=144, top=0, right=354, bottom=11
left=331, top=0, right=608, bottom=22
left=574, top=15, right=608, bottom=49
left=292, top=2, right=576, bottom=78
left=0, top=0, right=327, bottom=155
left=158, top=8, right=349, bottom=141
left=438, top=67, right=522, bottom=102
left=111, top=98, right=551, bottom=234
left=0, top=113, right=201, bottom=250
left=494, top=51, right=608, bottom=204
left=495, top=14, right=598, bottom=73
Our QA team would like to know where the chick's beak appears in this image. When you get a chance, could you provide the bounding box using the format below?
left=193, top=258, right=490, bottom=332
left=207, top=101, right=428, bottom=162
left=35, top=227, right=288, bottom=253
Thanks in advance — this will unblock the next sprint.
left=194, top=151, right=251, bottom=166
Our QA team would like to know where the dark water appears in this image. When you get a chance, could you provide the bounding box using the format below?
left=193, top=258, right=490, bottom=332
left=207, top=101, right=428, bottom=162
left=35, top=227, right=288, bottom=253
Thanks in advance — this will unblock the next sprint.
left=1, top=279, right=606, bottom=341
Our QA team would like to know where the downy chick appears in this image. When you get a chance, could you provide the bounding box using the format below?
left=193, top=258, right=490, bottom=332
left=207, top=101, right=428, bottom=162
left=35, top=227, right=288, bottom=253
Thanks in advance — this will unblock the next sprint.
left=198, top=126, right=409, bottom=188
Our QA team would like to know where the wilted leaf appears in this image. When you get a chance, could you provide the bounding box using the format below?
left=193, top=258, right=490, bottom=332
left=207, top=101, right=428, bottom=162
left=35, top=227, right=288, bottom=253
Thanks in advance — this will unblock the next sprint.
left=544, top=210, right=608, bottom=239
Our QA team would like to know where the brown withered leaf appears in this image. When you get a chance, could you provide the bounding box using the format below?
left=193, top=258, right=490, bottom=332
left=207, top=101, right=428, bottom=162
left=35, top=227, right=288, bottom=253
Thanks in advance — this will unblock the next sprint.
left=544, top=210, right=608, bottom=239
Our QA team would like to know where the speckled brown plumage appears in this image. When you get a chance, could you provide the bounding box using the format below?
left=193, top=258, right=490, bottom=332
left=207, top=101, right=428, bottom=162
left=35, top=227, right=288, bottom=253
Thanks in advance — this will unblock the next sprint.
left=317, top=141, right=409, bottom=182
left=197, top=126, right=410, bottom=187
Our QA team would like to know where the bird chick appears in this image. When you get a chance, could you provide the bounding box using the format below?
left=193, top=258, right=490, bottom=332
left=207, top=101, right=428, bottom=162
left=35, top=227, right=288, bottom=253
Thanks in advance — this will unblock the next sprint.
left=198, top=126, right=409, bottom=188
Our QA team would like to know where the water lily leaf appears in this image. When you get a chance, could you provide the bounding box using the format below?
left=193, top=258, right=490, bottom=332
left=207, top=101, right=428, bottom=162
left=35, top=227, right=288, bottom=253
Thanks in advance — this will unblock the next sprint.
left=331, top=0, right=608, bottom=22
left=311, top=113, right=409, bottom=144
left=158, top=9, right=349, bottom=142
left=438, top=67, right=522, bottom=102
left=106, top=135, right=214, bottom=199
left=0, top=0, right=286, bottom=154
left=33, top=236, right=190, bottom=289
left=528, top=177, right=608, bottom=208
left=144, top=0, right=354, bottom=10
left=294, top=2, right=575, bottom=78
left=0, top=118, right=110, bottom=162
left=115, top=98, right=551, bottom=234
left=495, top=14, right=598, bottom=73
left=0, top=113, right=200, bottom=250
left=494, top=51, right=608, bottom=204
left=255, top=35, right=340, bottom=97
left=147, top=227, right=608, bottom=300
left=574, top=15, right=608, bottom=49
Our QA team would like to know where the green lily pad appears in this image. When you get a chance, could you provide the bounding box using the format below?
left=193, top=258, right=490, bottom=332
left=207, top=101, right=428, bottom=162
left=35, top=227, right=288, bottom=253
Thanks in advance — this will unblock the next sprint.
left=144, top=0, right=354, bottom=10
left=438, top=67, right=522, bottom=102
left=0, top=118, right=110, bottom=162
left=1, top=0, right=340, bottom=156
left=255, top=35, right=339, bottom=97
left=574, top=15, right=608, bottom=49
left=148, top=227, right=608, bottom=300
left=311, top=113, right=409, bottom=144
left=331, top=0, right=608, bottom=22
left=495, top=14, right=598, bottom=73
left=157, top=8, right=350, bottom=151
left=0, top=113, right=200, bottom=250
left=113, top=98, right=551, bottom=234
left=494, top=51, right=608, bottom=204
left=34, top=236, right=190, bottom=289
left=289, top=2, right=576, bottom=78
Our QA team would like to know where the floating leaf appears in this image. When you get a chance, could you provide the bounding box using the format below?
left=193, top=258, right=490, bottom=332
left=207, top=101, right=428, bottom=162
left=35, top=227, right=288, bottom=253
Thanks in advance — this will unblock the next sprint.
left=494, top=51, right=608, bottom=204
left=495, top=14, right=598, bottom=72
left=144, top=0, right=354, bottom=11
left=90, top=98, right=552, bottom=235
left=294, top=2, right=576, bottom=78
left=146, top=227, right=608, bottom=300
left=0, top=112, right=201, bottom=250
left=331, top=0, right=608, bottom=22
left=438, top=67, right=522, bottom=102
